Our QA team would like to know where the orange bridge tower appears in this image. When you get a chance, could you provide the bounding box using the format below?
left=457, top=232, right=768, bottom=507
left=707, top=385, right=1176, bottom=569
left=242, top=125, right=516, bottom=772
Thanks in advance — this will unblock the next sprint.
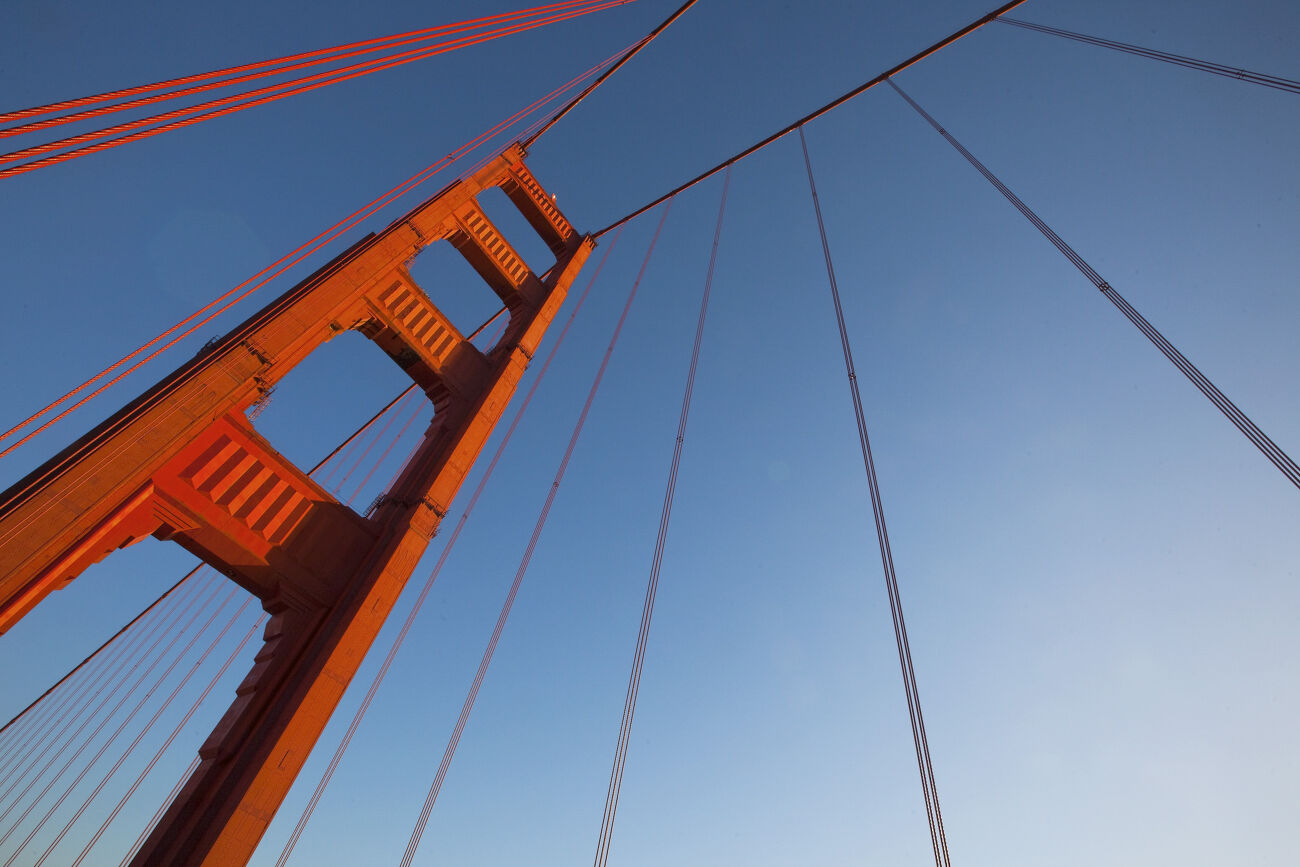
left=0, top=144, right=591, bottom=866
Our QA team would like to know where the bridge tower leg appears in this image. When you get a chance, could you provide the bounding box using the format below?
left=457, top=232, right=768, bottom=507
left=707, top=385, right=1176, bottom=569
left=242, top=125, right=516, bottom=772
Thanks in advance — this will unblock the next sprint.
left=0, top=144, right=592, bottom=866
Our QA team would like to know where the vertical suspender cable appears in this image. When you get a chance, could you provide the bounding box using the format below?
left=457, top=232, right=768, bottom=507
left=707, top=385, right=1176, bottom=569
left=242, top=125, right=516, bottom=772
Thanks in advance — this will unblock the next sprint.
left=119, top=754, right=199, bottom=867
left=0, top=609, right=147, bottom=782
left=799, top=125, right=951, bottom=867
left=0, top=575, right=217, bottom=824
left=347, top=396, right=425, bottom=504
left=886, top=78, right=1300, bottom=491
left=399, top=202, right=674, bottom=867
left=333, top=390, right=418, bottom=497
left=0, top=584, right=236, bottom=865
left=30, top=598, right=256, bottom=867
left=70, top=613, right=267, bottom=867
left=0, top=568, right=196, bottom=743
left=0, top=576, right=198, bottom=800
left=592, top=168, right=729, bottom=867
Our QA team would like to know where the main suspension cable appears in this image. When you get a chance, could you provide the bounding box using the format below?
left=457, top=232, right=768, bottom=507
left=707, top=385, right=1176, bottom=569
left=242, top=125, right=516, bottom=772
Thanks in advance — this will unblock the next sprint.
left=887, top=78, right=1300, bottom=491
left=525, top=0, right=699, bottom=145
left=0, top=0, right=635, bottom=180
left=399, top=202, right=673, bottom=867
left=799, top=125, right=951, bottom=867
left=593, top=0, right=1029, bottom=237
left=0, top=0, right=611, bottom=136
left=998, top=17, right=1300, bottom=95
left=274, top=226, right=627, bottom=866
left=593, top=167, right=728, bottom=867
left=0, top=0, right=609, bottom=126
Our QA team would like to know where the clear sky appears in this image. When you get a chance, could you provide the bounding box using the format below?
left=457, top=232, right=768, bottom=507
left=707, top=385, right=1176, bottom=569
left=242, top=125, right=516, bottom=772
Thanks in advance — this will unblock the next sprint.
left=1, top=1, right=1298, bottom=865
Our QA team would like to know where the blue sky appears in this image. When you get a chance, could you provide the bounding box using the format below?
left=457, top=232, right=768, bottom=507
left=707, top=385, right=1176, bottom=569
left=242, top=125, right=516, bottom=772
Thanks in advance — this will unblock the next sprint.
left=1, top=1, right=1298, bottom=864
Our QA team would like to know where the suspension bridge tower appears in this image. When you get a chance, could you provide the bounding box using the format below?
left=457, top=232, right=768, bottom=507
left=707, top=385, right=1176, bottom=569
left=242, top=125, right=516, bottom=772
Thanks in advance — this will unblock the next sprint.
left=0, top=144, right=590, bottom=866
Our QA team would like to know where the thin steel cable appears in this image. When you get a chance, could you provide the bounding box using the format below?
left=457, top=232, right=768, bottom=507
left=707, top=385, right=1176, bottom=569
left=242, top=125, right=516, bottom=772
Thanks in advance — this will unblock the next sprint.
left=347, top=397, right=425, bottom=504
left=0, top=576, right=216, bottom=824
left=31, top=597, right=256, bottom=867
left=0, top=1, right=635, bottom=179
left=0, top=578, right=193, bottom=797
left=71, top=614, right=265, bottom=867
left=332, top=390, right=417, bottom=498
left=0, top=575, right=215, bottom=816
left=593, top=0, right=1030, bottom=237
left=525, top=0, right=699, bottom=144
left=799, top=125, right=950, bottom=866
left=314, top=387, right=419, bottom=488
left=0, top=42, right=632, bottom=465
left=399, top=202, right=673, bottom=867
left=0, top=626, right=130, bottom=780
left=999, top=17, right=1300, bottom=95
left=0, top=628, right=134, bottom=798
left=0, top=567, right=199, bottom=743
left=0, top=0, right=608, bottom=135
left=887, top=78, right=1300, bottom=491
left=0, top=575, right=203, bottom=791
left=119, top=754, right=198, bottom=867
left=274, top=226, right=627, bottom=866
left=0, top=583, right=235, bottom=864
left=593, top=167, right=729, bottom=867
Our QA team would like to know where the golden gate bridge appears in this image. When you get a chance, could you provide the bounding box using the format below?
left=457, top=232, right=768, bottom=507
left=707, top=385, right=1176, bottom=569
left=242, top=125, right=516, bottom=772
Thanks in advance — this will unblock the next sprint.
left=0, top=1, right=1296, bottom=864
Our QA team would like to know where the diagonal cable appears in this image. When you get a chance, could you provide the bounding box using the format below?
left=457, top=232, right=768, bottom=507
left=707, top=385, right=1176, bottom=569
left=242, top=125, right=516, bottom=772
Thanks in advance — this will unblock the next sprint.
left=999, top=17, right=1300, bottom=95
left=887, top=77, right=1300, bottom=491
